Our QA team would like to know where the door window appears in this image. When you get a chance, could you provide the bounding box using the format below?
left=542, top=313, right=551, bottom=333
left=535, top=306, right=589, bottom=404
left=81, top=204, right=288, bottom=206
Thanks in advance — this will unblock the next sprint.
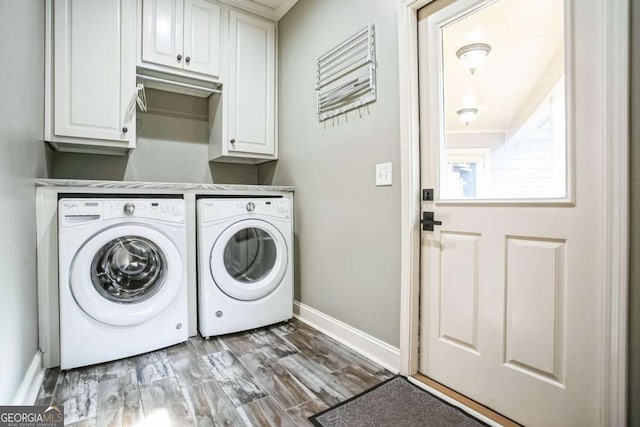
left=438, top=0, right=566, bottom=200
left=91, top=236, right=166, bottom=303
left=223, top=228, right=277, bottom=284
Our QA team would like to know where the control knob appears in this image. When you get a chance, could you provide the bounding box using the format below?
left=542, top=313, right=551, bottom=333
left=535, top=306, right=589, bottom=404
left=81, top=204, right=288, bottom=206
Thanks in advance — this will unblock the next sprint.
left=123, top=203, right=135, bottom=215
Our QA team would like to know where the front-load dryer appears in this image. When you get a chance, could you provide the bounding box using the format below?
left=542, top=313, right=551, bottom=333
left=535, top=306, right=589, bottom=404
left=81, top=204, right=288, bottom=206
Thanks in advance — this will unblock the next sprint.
left=197, top=198, right=293, bottom=337
left=58, top=198, right=188, bottom=369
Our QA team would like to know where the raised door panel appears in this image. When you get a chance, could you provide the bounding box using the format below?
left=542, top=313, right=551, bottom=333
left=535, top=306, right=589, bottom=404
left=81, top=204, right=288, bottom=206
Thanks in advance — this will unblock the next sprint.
left=438, top=232, right=480, bottom=352
left=228, top=10, right=275, bottom=156
left=142, top=0, right=184, bottom=70
left=505, top=236, right=565, bottom=383
left=53, top=0, right=132, bottom=142
left=183, top=0, right=221, bottom=79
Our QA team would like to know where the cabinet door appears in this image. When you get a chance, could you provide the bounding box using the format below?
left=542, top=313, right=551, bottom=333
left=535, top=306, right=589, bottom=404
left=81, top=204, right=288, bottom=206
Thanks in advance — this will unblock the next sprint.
left=53, top=0, right=134, bottom=142
left=142, top=0, right=184, bottom=70
left=183, top=0, right=221, bottom=79
left=228, top=10, right=275, bottom=156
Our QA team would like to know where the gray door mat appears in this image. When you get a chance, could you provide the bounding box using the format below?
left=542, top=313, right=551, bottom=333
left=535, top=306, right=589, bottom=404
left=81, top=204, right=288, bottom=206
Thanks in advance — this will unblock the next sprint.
left=309, top=375, right=489, bottom=427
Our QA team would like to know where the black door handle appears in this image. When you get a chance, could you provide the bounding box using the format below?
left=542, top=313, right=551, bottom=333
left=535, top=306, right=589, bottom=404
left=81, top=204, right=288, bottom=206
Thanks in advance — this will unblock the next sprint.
left=420, top=211, right=442, bottom=231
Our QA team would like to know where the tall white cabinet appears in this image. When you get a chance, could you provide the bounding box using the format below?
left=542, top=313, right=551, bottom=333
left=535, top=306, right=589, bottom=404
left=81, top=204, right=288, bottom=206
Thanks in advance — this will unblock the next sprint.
left=227, top=10, right=276, bottom=157
left=209, top=9, right=276, bottom=163
left=141, top=0, right=222, bottom=81
left=45, top=0, right=136, bottom=154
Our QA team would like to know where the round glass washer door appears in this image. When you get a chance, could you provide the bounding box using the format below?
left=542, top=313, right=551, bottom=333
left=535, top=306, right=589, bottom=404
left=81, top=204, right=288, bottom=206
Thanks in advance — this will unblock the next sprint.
left=70, top=224, right=183, bottom=326
left=210, top=219, right=288, bottom=301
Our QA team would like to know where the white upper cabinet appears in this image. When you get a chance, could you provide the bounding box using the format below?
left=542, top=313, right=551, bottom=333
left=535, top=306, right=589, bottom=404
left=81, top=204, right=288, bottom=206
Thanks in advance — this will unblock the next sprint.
left=142, top=0, right=184, bottom=70
left=184, top=0, right=222, bottom=77
left=140, top=0, right=222, bottom=81
left=46, top=0, right=136, bottom=154
left=226, top=10, right=276, bottom=158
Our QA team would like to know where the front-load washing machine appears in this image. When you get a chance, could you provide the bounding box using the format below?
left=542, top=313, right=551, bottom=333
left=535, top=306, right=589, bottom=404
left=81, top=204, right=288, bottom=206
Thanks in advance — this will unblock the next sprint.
left=58, top=198, right=188, bottom=369
left=197, top=197, right=293, bottom=337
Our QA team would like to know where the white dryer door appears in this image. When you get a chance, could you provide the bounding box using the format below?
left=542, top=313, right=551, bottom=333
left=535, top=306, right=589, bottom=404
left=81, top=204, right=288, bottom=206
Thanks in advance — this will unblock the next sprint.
left=210, top=219, right=288, bottom=301
left=70, top=224, right=183, bottom=326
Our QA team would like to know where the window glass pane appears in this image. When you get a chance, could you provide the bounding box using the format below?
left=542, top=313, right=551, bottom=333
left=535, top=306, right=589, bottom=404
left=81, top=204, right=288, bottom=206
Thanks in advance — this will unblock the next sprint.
left=440, top=0, right=566, bottom=200
left=224, top=228, right=277, bottom=284
left=91, top=236, right=166, bottom=304
left=447, top=162, right=478, bottom=198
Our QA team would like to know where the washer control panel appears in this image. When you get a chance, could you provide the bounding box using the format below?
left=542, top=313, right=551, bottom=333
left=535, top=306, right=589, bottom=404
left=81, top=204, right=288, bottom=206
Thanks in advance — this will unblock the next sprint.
left=59, top=198, right=186, bottom=226
left=198, top=198, right=291, bottom=223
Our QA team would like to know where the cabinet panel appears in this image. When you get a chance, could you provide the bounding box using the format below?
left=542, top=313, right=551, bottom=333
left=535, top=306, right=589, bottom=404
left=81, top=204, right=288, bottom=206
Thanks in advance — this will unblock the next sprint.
left=142, top=0, right=184, bottom=69
left=228, top=10, right=275, bottom=156
left=184, top=0, right=221, bottom=78
left=53, top=0, right=133, bottom=143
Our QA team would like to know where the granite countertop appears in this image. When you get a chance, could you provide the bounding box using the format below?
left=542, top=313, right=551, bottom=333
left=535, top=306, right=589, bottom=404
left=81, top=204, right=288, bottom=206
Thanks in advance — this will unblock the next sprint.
left=35, top=179, right=295, bottom=192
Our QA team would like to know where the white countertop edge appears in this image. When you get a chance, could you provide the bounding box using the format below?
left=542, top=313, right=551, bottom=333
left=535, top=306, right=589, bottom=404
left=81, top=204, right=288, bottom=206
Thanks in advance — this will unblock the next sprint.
left=35, top=179, right=295, bottom=192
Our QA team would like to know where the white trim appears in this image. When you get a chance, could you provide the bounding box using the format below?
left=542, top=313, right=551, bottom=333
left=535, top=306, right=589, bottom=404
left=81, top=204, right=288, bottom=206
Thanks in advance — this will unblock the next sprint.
left=37, top=187, right=60, bottom=368
left=406, top=376, right=502, bottom=427
left=218, top=0, right=297, bottom=21
left=397, top=0, right=629, bottom=422
left=397, top=0, right=429, bottom=377
left=184, top=193, right=198, bottom=338
left=292, top=301, right=401, bottom=373
left=601, top=0, right=629, bottom=425
left=12, top=351, right=45, bottom=406
left=274, top=0, right=297, bottom=20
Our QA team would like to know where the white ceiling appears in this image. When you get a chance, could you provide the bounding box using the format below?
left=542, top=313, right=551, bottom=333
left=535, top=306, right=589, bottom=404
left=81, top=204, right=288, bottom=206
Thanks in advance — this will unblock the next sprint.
left=442, top=0, right=564, bottom=132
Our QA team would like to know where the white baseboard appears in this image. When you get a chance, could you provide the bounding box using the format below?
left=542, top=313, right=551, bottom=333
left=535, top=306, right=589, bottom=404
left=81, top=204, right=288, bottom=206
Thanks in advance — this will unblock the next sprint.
left=293, top=301, right=401, bottom=373
left=12, top=351, right=45, bottom=405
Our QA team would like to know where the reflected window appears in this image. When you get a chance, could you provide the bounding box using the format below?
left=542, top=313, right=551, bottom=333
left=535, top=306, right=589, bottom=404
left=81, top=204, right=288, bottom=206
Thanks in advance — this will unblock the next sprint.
left=224, top=228, right=277, bottom=284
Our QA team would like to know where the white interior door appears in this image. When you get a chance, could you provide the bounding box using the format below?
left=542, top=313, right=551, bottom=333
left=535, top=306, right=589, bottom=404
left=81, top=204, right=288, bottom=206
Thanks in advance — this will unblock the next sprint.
left=142, top=0, right=184, bottom=70
left=227, top=10, right=276, bottom=156
left=183, top=0, right=221, bottom=79
left=417, top=0, right=606, bottom=425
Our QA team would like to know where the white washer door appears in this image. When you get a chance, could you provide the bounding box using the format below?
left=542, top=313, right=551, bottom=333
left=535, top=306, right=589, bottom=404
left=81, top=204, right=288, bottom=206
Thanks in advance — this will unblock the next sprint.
left=210, top=219, right=288, bottom=301
left=70, top=224, right=183, bottom=326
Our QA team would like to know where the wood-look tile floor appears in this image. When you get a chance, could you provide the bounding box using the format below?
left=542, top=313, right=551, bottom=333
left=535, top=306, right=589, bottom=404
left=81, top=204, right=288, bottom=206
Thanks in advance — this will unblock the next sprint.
left=36, top=319, right=394, bottom=426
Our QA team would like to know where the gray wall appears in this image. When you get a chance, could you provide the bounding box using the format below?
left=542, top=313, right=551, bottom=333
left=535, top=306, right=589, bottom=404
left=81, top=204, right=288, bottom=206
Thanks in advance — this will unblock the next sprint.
left=51, top=90, right=258, bottom=185
left=629, top=0, right=639, bottom=424
left=0, top=1, right=49, bottom=403
left=260, top=0, right=401, bottom=347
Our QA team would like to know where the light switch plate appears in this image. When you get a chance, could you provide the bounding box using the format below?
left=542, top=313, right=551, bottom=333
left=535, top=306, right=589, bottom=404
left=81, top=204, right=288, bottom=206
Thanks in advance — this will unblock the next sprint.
left=376, top=162, right=392, bottom=186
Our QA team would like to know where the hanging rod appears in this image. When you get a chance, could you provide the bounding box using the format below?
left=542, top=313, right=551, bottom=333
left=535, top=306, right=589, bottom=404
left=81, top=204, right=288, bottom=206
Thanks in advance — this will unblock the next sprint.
left=317, top=58, right=372, bottom=89
left=317, top=26, right=369, bottom=63
left=136, top=73, right=222, bottom=94
left=319, top=77, right=371, bottom=110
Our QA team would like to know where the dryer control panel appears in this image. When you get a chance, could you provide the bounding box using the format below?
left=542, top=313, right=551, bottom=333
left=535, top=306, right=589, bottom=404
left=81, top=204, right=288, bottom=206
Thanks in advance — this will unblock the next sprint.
left=59, top=199, right=186, bottom=226
left=198, top=198, right=291, bottom=223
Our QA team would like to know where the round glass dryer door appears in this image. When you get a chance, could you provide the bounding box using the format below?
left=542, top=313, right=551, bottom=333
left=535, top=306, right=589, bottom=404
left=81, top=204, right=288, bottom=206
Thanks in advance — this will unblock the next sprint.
left=70, top=224, right=183, bottom=326
left=210, top=220, right=288, bottom=301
